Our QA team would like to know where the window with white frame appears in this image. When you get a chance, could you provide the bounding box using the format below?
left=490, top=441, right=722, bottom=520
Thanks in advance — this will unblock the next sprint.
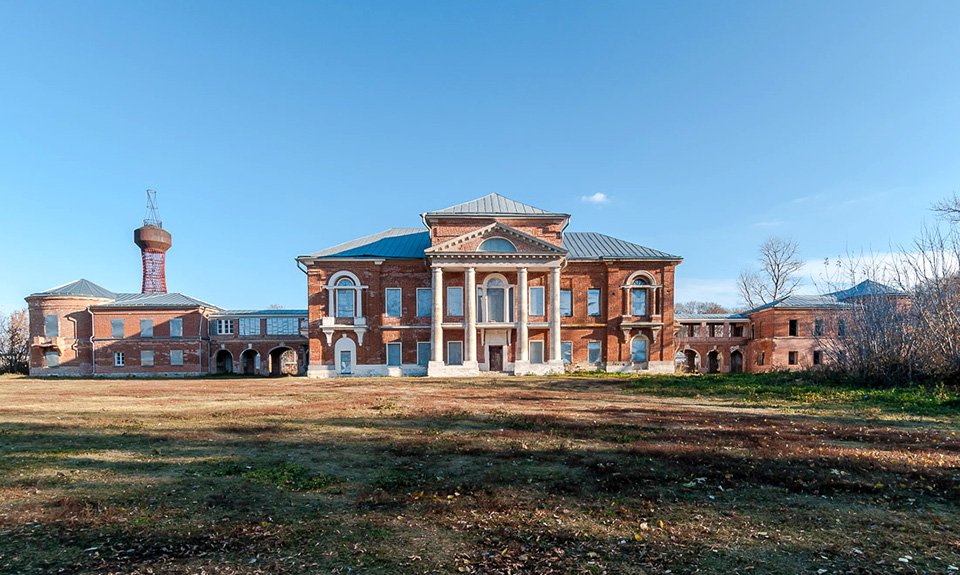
left=266, top=317, right=298, bottom=335
left=478, top=237, right=517, bottom=252
left=239, top=317, right=260, bottom=336
left=587, top=341, right=601, bottom=364
left=481, top=276, right=512, bottom=323
left=44, top=351, right=59, bottom=368
left=560, top=289, right=572, bottom=317
left=447, top=286, right=463, bottom=317
left=386, top=342, right=402, bottom=366
left=587, top=289, right=601, bottom=317
left=560, top=341, right=572, bottom=364
left=114, top=352, right=125, bottom=367
left=216, top=319, right=234, bottom=335
left=416, top=342, right=431, bottom=367
left=416, top=288, right=432, bottom=317
left=140, top=319, right=154, bottom=338
left=141, top=350, right=154, bottom=367
left=529, top=286, right=545, bottom=316
left=630, top=277, right=648, bottom=316
left=529, top=340, right=544, bottom=364
left=631, top=337, right=648, bottom=363
left=335, top=277, right=357, bottom=318
left=170, top=350, right=184, bottom=366
left=111, top=319, right=124, bottom=339
left=447, top=341, right=463, bottom=366
left=170, top=318, right=183, bottom=338
left=385, top=288, right=402, bottom=318
left=44, top=314, right=58, bottom=337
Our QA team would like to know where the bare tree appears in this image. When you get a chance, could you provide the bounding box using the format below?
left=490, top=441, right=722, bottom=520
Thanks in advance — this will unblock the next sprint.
left=0, top=309, right=29, bottom=374
left=932, top=193, right=960, bottom=224
left=738, top=237, right=804, bottom=309
left=675, top=301, right=729, bottom=315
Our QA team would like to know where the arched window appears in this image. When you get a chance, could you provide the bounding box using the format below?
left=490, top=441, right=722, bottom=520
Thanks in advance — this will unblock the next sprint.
left=631, top=337, right=648, bottom=363
left=479, top=275, right=512, bottom=323
left=334, top=276, right=356, bottom=318
left=478, top=238, right=517, bottom=253
left=628, top=274, right=653, bottom=316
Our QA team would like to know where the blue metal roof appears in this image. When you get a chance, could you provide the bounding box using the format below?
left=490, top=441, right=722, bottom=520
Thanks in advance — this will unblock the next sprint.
left=31, top=279, right=116, bottom=299
left=563, top=232, right=681, bottom=261
left=676, top=313, right=748, bottom=320
left=425, top=193, right=565, bottom=217
left=303, top=228, right=430, bottom=259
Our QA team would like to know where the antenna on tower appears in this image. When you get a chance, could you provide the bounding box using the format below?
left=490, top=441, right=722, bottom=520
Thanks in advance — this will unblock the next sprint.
left=144, top=189, right=162, bottom=228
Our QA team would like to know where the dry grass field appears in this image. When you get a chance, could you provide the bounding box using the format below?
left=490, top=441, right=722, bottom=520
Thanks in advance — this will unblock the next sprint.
left=0, top=375, right=958, bottom=574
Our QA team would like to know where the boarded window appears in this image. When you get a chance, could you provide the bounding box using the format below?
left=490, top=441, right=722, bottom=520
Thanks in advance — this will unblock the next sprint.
left=529, top=340, right=544, bottom=364
left=416, top=342, right=431, bottom=367
left=587, top=289, right=601, bottom=317
left=44, top=315, right=58, bottom=337
left=587, top=341, right=601, bottom=364
left=170, top=318, right=183, bottom=338
left=140, top=319, right=154, bottom=338
left=141, top=351, right=154, bottom=367
left=386, top=342, right=402, bottom=366
left=111, top=319, right=124, bottom=339
left=385, top=288, right=402, bottom=318
left=561, top=341, right=572, bottom=364
left=44, top=351, right=59, bottom=368
left=170, top=350, right=184, bottom=366
left=416, top=288, right=432, bottom=317
left=560, top=289, right=572, bottom=316
left=447, top=287, right=463, bottom=317
left=529, top=287, right=545, bottom=316
left=447, top=341, right=463, bottom=366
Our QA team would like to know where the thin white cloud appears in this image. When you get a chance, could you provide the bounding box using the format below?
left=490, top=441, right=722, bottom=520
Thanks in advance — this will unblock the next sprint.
left=751, top=219, right=784, bottom=228
left=580, top=192, right=610, bottom=205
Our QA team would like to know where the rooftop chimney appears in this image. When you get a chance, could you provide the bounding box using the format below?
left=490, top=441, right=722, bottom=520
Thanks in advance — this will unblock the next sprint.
left=133, top=189, right=172, bottom=294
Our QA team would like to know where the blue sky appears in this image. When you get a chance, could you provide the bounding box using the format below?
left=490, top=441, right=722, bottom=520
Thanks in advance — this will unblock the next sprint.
left=1, top=1, right=958, bottom=312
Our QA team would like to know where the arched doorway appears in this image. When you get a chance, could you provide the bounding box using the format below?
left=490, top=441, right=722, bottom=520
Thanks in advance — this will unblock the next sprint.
left=730, top=350, right=744, bottom=373
left=706, top=350, right=720, bottom=374
left=268, top=346, right=298, bottom=377
left=683, top=349, right=700, bottom=373
left=215, top=350, right=234, bottom=374
left=240, top=349, right=260, bottom=375
left=334, top=336, right=357, bottom=375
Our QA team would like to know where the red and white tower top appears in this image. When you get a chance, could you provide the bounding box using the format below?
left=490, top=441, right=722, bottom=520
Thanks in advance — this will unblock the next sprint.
left=133, top=190, right=172, bottom=294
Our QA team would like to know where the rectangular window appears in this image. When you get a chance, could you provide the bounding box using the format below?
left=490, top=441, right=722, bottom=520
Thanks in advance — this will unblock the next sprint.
left=447, top=286, right=463, bottom=317
left=814, top=319, right=824, bottom=337
left=788, top=351, right=798, bottom=365
left=111, top=319, right=124, bottom=339
left=732, top=325, right=744, bottom=337
left=335, top=289, right=355, bottom=318
left=238, top=317, right=260, bottom=336
left=340, top=350, right=352, bottom=374
left=44, top=351, right=59, bottom=368
left=788, top=319, right=798, bottom=337
left=170, top=318, right=183, bottom=338
left=141, top=350, right=154, bottom=367
left=529, top=287, right=545, bottom=316
left=447, top=341, right=463, bottom=366
left=561, top=341, right=572, bottom=364
left=140, top=319, right=154, bottom=338
left=385, top=288, right=402, bottom=318
left=587, top=289, right=601, bottom=317
left=587, top=341, right=601, bottom=364
left=758, top=351, right=765, bottom=366
left=170, top=350, right=184, bottom=366
left=631, top=289, right=647, bottom=316
left=386, top=342, right=402, bottom=367
left=416, top=288, right=432, bottom=317
left=216, top=319, right=234, bottom=335
left=114, top=352, right=125, bottom=367
left=813, top=350, right=822, bottom=365
left=560, top=289, right=572, bottom=317
left=838, top=319, right=847, bottom=337
left=44, top=314, right=58, bottom=337
left=266, top=317, right=298, bottom=335
left=529, top=340, right=544, bottom=364
left=416, top=342, right=431, bottom=367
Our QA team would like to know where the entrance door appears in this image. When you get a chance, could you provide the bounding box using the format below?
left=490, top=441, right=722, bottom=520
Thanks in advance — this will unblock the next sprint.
left=489, top=345, right=503, bottom=372
left=730, top=350, right=743, bottom=373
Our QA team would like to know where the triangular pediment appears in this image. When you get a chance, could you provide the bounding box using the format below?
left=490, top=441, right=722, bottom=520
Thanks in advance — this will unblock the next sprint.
left=425, top=222, right=567, bottom=256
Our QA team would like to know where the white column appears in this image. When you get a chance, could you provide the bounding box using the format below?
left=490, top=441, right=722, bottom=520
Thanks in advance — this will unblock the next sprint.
left=549, top=266, right=562, bottom=366
left=517, top=268, right=529, bottom=363
left=431, top=266, right=444, bottom=363
left=465, top=267, right=477, bottom=364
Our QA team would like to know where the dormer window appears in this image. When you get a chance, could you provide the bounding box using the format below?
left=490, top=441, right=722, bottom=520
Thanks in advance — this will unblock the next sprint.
left=478, top=237, right=517, bottom=253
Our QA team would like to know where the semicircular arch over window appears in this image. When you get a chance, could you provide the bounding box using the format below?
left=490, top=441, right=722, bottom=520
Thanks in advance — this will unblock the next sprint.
left=478, top=237, right=517, bottom=253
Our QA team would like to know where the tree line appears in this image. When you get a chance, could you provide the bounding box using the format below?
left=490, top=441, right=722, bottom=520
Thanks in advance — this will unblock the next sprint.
left=0, top=309, right=29, bottom=374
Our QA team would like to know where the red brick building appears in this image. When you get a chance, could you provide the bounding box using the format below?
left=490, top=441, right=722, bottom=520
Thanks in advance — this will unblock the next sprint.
left=297, top=193, right=682, bottom=377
